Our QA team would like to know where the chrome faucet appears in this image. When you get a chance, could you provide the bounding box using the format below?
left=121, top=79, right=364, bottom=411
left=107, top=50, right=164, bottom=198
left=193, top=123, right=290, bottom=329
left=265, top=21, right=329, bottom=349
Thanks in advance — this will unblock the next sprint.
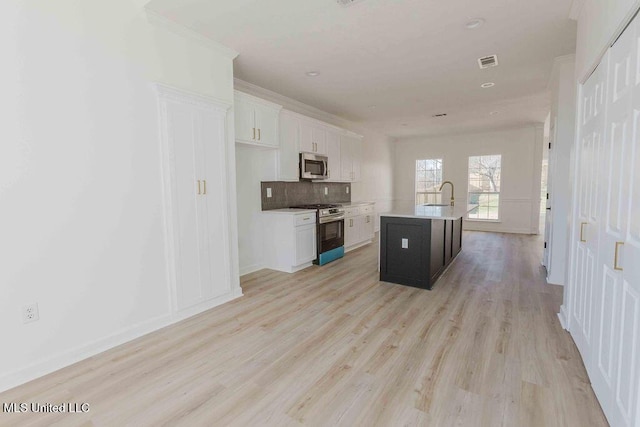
left=439, top=181, right=455, bottom=206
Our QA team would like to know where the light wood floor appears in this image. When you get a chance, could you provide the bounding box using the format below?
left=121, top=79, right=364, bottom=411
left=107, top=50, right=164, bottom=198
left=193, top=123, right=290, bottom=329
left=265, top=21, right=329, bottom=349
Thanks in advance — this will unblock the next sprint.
left=0, top=232, right=608, bottom=427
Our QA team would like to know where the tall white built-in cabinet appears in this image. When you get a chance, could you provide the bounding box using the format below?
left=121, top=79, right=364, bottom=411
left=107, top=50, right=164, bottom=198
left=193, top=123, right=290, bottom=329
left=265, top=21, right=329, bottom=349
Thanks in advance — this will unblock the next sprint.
left=156, top=84, right=242, bottom=318
left=567, top=15, right=640, bottom=427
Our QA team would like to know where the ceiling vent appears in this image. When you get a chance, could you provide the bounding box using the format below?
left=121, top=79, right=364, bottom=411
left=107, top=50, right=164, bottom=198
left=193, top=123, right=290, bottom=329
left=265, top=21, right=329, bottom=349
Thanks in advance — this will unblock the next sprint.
left=337, top=0, right=366, bottom=6
left=432, top=113, right=448, bottom=118
left=478, top=55, right=499, bottom=69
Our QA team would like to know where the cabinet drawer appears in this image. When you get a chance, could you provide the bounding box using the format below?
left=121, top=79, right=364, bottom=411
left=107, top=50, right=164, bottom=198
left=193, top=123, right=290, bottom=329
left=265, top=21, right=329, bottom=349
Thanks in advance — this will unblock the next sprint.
left=295, top=214, right=316, bottom=226
left=345, top=207, right=360, bottom=217
left=361, top=205, right=374, bottom=214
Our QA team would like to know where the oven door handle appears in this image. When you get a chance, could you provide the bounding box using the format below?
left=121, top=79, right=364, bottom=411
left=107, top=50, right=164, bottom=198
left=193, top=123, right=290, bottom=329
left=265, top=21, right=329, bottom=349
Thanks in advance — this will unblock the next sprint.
left=319, top=215, right=345, bottom=224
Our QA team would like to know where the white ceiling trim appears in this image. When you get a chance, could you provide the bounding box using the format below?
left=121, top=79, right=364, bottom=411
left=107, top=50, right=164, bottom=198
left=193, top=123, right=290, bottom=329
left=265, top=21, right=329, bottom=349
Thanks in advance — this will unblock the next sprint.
left=234, top=78, right=356, bottom=130
left=145, top=9, right=239, bottom=60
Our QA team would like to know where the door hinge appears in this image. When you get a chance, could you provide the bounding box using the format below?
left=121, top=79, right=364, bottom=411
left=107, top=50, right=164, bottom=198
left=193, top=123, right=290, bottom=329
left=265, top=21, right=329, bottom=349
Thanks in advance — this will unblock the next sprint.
left=544, top=242, right=547, bottom=249
left=548, top=142, right=552, bottom=149
left=546, top=193, right=549, bottom=200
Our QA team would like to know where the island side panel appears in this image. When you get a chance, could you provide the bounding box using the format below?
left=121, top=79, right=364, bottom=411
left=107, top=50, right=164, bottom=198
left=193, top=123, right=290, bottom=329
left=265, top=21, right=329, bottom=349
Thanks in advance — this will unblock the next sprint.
left=452, top=217, right=462, bottom=256
left=429, top=219, right=445, bottom=286
left=380, top=216, right=432, bottom=289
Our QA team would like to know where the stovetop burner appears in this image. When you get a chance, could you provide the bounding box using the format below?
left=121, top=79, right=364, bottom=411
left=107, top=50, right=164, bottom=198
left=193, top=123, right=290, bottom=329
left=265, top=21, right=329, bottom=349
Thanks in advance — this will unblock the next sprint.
left=290, top=204, right=342, bottom=209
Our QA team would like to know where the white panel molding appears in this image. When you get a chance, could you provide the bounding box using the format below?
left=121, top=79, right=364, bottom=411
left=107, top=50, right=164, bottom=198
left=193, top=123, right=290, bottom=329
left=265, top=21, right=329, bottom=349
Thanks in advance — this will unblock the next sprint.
left=145, top=9, right=239, bottom=60
left=155, top=83, right=232, bottom=113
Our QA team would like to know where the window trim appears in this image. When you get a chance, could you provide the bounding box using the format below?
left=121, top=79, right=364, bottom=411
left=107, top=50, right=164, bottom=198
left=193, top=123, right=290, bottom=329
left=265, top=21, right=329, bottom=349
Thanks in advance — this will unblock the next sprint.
left=414, top=158, right=444, bottom=207
left=467, top=154, right=502, bottom=221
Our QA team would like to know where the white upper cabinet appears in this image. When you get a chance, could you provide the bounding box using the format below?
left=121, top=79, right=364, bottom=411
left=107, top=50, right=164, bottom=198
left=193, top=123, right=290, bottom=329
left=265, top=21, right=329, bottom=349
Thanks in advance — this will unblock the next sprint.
left=340, top=135, right=363, bottom=182
left=300, top=120, right=327, bottom=154
left=325, top=130, right=341, bottom=181
left=234, top=91, right=281, bottom=148
left=278, top=111, right=301, bottom=181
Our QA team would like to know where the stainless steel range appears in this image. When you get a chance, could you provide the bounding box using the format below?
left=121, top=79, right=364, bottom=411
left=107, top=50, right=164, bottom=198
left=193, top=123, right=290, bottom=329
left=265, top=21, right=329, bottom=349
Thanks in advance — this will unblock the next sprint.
left=291, top=204, right=345, bottom=265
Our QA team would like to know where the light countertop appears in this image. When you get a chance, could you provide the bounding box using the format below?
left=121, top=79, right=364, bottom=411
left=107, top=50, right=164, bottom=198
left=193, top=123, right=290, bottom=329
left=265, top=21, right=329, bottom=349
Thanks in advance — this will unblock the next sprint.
left=380, top=205, right=477, bottom=220
left=262, top=208, right=316, bottom=215
left=340, top=201, right=375, bottom=207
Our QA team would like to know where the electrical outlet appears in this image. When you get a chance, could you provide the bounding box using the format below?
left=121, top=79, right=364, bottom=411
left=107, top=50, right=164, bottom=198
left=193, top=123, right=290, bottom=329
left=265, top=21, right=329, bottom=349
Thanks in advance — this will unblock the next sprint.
left=324, top=187, right=328, bottom=196
left=266, top=188, right=272, bottom=198
left=346, top=186, right=350, bottom=194
left=22, top=303, right=39, bottom=324
left=402, top=238, right=409, bottom=249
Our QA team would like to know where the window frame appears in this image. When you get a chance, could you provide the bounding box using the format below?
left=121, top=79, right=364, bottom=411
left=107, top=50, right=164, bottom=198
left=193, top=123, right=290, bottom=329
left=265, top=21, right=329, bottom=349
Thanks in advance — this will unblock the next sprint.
left=414, top=158, right=444, bottom=206
left=467, top=154, right=502, bottom=222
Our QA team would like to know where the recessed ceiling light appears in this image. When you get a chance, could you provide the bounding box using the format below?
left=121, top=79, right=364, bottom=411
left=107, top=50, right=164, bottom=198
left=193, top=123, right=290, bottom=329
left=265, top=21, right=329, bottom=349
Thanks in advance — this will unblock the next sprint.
left=481, top=82, right=495, bottom=88
left=465, top=18, right=485, bottom=29
left=401, top=123, right=408, bottom=127
left=490, top=111, right=499, bottom=115
left=306, top=71, right=320, bottom=77
left=368, top=105, right=377, bottom=109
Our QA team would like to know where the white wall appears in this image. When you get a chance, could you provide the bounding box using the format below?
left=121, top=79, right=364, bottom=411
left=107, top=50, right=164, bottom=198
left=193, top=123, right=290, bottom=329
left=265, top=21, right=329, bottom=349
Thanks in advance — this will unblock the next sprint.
left=0, top=0, right=236, bottom=391
left=233, top=80, right=395, bottom=275
left=574, top=0, right=640, bottom=81
left=546, top=55, right=577, bottom=286
left=394, top=126, right=544, bottom=234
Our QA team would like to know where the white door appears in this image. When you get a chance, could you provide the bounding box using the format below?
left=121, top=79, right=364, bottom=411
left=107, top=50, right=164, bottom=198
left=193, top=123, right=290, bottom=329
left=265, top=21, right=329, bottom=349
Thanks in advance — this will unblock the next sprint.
left=200, top=110, right=231, bottom=301
left=351, top=137, right=362, bottom=182
left=571, top=57, right=607, bottom=365
left=234, top=96, right=255, bottom=143
left=295, top=224, right=317, bottom=266
left=278, top=112, right=301, bottom=181
left=254, top=104, right=279, bottom=147
left=158, top=85, right=233, bottom=312
left=543, top=121, right=554, bottom=270
left=591, top=18, right=640, bottom=426
left=326, top=130, right=341, bottom=181
left=166, top=102, right=204, bottom=309
left=340, top=136, right=354, bottom=181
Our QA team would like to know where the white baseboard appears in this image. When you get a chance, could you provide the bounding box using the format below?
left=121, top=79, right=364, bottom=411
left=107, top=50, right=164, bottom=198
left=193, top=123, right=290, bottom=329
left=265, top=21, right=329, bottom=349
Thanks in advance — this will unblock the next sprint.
left=345, top=239, right=373, bottom=253
left=558, top=305, right=568, bottom=330
left=239, top=263, right=266, bottom=276
left=0, top=289, right=243, bottom=394
left=463, top=226, right=537, bottom=234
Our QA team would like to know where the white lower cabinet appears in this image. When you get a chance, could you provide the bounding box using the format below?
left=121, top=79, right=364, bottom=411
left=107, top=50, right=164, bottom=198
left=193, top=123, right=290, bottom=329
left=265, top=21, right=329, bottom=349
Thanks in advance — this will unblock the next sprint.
left=263, top=210, right=317, bottom=273
left=344, top=203, right=375, bottom=251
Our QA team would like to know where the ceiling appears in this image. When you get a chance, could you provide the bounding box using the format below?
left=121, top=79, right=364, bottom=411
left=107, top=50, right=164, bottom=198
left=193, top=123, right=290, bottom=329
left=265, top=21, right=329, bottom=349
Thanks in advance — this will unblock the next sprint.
left=146, top=0, right=576, bottom=138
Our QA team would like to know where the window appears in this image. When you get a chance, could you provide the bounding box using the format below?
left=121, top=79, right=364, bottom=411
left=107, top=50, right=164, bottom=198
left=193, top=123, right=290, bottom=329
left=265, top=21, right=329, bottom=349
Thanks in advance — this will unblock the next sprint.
left=467, top=154, right=501, bottom=220
left=415, top=159, right=443, bottom=206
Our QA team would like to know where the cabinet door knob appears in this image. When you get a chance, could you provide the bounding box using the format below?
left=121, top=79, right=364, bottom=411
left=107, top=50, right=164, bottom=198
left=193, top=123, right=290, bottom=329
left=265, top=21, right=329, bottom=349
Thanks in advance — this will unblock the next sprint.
left=203, top=180, right=207, bottom=195
left=258, top=128, right=261, bottom=141
left=252, top=127, right=256, bottom=140
left=197, top=180, right=201, bottom=195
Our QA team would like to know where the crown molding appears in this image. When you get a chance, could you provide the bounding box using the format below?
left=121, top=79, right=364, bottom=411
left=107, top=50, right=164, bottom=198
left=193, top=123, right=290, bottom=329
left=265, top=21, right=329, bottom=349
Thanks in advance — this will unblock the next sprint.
left=233, top=78, right=358, bottom=130
left=155, top=83, right=232, bottom=112
left=145, top=9, right=239, bottom=60
left=569, top=0, right=585, bottom=20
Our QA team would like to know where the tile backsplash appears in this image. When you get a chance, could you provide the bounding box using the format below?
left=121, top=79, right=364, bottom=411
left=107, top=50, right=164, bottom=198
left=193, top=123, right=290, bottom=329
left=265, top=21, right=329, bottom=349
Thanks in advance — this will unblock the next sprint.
left=261, top=181, right=351, bottom=210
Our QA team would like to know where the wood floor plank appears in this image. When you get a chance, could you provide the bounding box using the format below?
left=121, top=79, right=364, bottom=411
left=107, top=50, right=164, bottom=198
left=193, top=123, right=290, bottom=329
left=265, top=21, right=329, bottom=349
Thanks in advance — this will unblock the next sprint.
left=0, top=232, right=608, bottom=426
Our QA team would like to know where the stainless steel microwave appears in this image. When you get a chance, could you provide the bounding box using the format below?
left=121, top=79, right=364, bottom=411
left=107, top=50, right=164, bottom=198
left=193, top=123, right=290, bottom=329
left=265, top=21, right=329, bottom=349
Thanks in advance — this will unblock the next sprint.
left=300, top=152, right=328, bottom=180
